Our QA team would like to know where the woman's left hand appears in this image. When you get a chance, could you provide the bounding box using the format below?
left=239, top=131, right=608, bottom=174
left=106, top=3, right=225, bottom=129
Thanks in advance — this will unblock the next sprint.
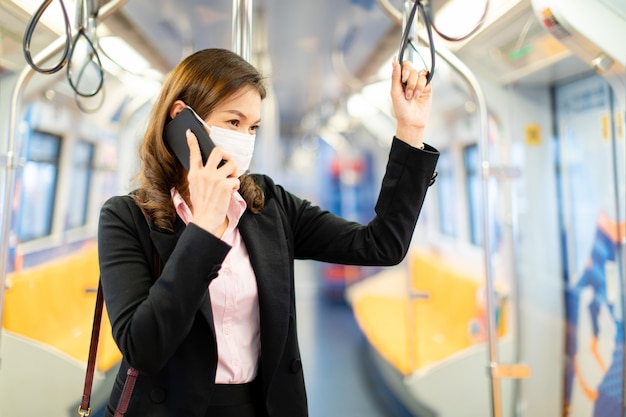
left=390, top=59, right=433, bottom=148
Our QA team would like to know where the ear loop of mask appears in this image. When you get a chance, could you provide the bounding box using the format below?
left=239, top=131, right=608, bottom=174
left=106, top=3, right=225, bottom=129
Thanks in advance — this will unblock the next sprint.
left=185, top=105, right=209, bottom=130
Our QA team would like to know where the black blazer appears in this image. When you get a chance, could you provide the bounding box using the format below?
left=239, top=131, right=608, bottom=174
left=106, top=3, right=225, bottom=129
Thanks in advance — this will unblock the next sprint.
left=98, top=138, right=439, bottom=417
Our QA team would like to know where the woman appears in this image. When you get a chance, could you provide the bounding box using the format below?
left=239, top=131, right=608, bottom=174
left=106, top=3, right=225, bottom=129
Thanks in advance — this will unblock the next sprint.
left=98, top=48, right=438, bottom=417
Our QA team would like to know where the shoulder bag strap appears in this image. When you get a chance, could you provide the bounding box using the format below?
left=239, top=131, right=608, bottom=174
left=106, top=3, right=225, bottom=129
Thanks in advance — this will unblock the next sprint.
left=79, top=247, right=161, bottom=417
left=78, top=280, right=105, bottom=416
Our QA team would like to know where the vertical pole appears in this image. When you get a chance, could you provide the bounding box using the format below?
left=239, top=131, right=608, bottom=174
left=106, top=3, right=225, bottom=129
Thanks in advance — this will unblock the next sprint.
left=402, top=0, right=415, bottom=374
left=0, top=0, right=127, bottom=372
left=0, top=41, right=54, bottom=371
left=401, top=0, right=417, bottom=64
left=477, top=75, right=502, bottom=417
left=232, top=0, right=253, bottom=62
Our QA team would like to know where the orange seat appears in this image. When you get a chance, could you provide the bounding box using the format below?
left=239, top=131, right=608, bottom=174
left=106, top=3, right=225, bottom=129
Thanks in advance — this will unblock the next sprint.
left=351, top=248, right=507, bottom=375
left=2, top=244, right=121, bottom=372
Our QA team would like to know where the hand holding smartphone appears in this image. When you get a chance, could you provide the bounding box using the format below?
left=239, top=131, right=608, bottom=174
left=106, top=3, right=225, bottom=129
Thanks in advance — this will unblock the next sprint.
left=163, top=107, right=216, bottom=171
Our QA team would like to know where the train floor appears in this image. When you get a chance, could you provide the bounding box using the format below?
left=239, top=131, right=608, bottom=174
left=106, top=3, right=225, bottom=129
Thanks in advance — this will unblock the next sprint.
left=294, top=260, right=404, bottom=417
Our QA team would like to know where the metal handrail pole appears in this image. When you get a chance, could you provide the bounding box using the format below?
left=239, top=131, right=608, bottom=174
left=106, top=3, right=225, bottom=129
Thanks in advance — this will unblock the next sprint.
left=423, top=42, right=501, bottom=417
left=425, top=43, right=501, bottom=417
left=0, top=0, right=127, bottom=370
left=375, top=1, right=501, bottom=415
left=232, top=0, right=253, bottom=62
left=400, top=0, right=420, bottom=375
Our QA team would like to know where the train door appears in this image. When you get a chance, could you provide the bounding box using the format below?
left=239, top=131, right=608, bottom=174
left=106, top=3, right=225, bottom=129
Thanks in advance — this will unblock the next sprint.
left=555, top=74, right=626, bottom=417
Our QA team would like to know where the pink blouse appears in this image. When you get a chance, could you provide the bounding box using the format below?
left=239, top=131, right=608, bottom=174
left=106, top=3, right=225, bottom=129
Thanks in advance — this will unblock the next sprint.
left=171, top=189, right=260, bottom=384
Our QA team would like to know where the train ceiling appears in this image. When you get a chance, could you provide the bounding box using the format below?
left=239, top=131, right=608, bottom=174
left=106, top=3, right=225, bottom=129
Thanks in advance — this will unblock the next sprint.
left=0, top=0, right=401, bottom=138
left=0, top=0, right=594, bottom=138
left=120, top=0, right=402, bottom=137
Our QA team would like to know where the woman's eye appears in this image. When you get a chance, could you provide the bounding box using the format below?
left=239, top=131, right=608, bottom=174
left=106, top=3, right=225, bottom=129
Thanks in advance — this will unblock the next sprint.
left=228, top=120, right=240, bottom=127
left=250, top=125, right=260, bottom=133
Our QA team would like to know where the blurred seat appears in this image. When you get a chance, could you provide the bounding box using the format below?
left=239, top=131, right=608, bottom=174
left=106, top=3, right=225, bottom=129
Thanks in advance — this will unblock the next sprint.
left=346, top=247, right=507, bottom=376
left=2, top=244, right=121, bottom=372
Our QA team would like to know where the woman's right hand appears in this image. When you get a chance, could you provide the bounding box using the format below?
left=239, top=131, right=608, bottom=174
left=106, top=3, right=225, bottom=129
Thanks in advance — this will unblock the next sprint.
left=390, top=59, right=432, bottom=149
left=185, top=129, right=240, bottom=237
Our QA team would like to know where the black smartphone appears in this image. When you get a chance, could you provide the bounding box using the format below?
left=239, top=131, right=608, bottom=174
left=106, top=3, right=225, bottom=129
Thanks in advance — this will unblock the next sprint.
left=163, top=107, right=215, bottom=171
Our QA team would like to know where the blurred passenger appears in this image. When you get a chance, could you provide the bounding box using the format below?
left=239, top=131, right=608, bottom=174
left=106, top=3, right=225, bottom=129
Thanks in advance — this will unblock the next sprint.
left=97, top=48, right=439, bottom=417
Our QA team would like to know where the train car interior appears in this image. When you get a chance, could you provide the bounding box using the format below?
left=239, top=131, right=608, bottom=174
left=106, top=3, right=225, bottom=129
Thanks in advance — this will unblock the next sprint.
left=0, top=0, right=624, bottom=416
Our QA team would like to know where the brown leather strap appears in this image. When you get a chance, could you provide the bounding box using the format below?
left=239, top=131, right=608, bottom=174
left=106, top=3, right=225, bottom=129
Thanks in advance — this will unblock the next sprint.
left=80, top=250, right=161, bottom=416
left=78, top=280, right=105, bottom=416
left=113, top=368, right=140, bottom=417
left=112, top=242, right=161, bottom=416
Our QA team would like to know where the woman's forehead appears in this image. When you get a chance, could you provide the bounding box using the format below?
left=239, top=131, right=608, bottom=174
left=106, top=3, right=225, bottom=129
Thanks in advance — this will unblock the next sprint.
left=212, top=88, right=262, bottom=119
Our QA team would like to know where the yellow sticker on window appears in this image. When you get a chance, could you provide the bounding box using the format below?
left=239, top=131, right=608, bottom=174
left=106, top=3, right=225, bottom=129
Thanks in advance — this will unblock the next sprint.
left=525, top=124, right=541, bottom=145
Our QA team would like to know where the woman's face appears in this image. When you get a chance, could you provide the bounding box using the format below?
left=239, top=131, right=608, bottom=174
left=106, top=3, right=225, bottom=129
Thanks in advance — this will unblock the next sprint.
left=204, top=86, right=262, bottom=135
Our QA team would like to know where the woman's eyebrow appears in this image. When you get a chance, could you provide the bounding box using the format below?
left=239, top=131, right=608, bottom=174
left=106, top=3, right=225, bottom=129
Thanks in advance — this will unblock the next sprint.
left=224, top=109, right=261, bottom=124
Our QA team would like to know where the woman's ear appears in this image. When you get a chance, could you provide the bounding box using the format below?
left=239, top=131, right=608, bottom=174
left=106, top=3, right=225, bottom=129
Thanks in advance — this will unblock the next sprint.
left=169, top=100, right=187, bottom=120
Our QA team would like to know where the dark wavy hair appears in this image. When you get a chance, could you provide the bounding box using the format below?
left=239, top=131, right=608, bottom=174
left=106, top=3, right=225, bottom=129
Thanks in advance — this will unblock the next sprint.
left=134, top=48, right=267, bottom=231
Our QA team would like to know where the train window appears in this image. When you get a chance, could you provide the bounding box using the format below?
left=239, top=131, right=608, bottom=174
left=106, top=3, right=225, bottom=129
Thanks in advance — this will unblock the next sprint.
left=66, top=140, right=94, bottom=229
left=17, top=131, right=62, bottom=241
left=436, top=150, right=457, bottom=237
left=464, top=144, right=483, bottom=246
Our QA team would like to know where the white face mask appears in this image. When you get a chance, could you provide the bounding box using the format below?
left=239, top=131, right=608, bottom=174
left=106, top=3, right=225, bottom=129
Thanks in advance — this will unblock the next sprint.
left=188, top=106, right=256, bottom=176
left=207, top=126, right=256, bottom=177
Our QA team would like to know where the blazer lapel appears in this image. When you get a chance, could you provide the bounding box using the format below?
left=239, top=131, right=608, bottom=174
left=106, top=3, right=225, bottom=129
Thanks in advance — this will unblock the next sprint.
left=238, top=203, right=292, bottom=382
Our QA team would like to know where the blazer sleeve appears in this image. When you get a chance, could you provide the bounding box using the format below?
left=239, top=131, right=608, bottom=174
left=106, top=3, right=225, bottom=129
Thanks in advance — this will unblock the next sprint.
left=269, top=137, right=438, bottom=265
left=97, top=195, right=230, bottom=374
